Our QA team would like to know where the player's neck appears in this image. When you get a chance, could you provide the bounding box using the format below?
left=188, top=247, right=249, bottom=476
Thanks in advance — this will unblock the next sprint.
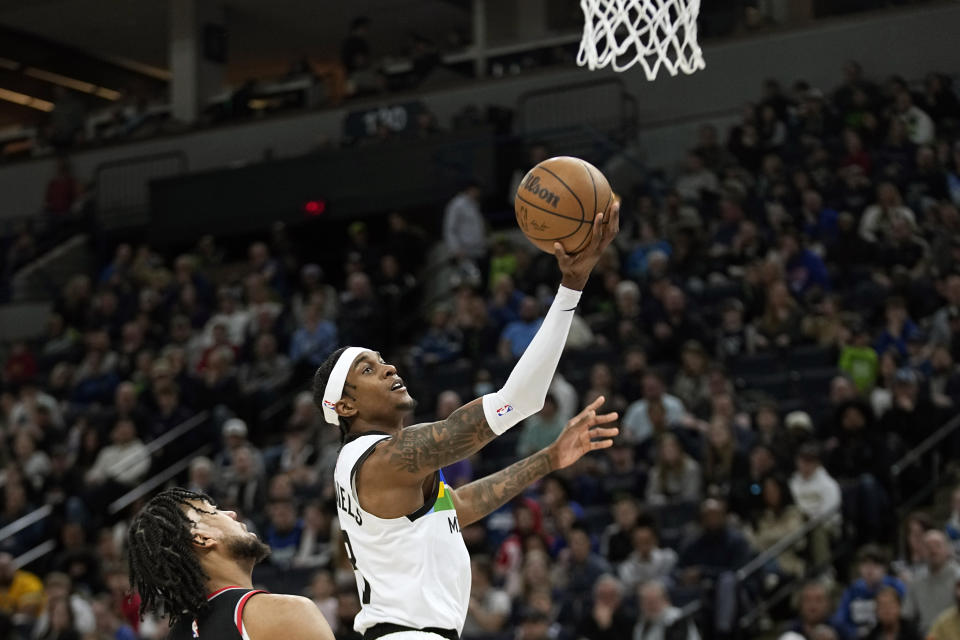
left=205, top=561, right=255, bottom=593
left=349, top=419, right=403, bottom=437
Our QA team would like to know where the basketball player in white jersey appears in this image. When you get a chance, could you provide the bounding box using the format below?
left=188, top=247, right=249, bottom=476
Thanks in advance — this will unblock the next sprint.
left=314, top=204, right=620, bottom=639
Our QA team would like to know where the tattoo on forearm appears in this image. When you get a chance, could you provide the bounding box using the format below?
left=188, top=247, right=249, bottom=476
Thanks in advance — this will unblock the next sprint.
left=457, top=450, right=553, bottom=525
left=386, top=402, right=495, bottom=474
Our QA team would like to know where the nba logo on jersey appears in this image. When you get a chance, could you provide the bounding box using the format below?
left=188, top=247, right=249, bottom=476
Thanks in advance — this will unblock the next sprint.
left=191, top=620, right=199, bottom=638
left=496, top=404, right=513, bottom=416
left=322, top=399, right=336, bottom=410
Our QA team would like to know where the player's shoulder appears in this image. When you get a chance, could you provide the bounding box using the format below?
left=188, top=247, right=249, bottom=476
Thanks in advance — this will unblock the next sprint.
left=337, top=432, right=393, bottom=467
left=243, top=594, right=334, bottom=640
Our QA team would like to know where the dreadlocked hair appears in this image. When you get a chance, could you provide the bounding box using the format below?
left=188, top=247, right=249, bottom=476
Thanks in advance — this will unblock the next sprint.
left=313, top=346, right=353, bottom=443
left=127, top=487, right=213, bottom=625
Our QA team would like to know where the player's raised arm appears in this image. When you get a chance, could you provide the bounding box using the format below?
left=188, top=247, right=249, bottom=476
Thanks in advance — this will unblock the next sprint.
left=450, top=395, right=619, bottom=527
left=367, top=200, right=620, bottom=483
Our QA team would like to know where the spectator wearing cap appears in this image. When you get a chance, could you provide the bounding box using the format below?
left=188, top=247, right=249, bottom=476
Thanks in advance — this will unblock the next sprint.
left=865, top=586, right=921, bottom=640
left=879, top=368, right=941, bottom=450
left=928, top=576, right=960, bottom=640
left=903, top=531, right=960, bottom=635
left=214, top=418, right=263, bottom=473
left=634, top=579, right=701, bottom=640
left=840, top=323, right=880, bottom=393
left=832, top=546, right=905, bottom=640
left=790, top=442, right=841, bottom=568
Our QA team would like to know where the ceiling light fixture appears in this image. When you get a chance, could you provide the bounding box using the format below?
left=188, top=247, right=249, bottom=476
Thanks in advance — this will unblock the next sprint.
left=24, top=67, right=122, bottom=100
left=0, top=87, right=54, bottom=111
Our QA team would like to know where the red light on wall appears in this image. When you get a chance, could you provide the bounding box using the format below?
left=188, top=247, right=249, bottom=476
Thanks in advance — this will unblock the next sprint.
left=304, top=200, right=326, bottom=215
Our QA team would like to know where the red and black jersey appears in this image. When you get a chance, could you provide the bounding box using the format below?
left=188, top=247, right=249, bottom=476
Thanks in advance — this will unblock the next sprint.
left=167, top=587, right=266, bottom=640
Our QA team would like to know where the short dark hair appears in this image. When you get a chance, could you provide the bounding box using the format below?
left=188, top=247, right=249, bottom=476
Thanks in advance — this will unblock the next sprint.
left=313, top=346, right=351, bottom=442
left=857, top=544, right=889, bottom=566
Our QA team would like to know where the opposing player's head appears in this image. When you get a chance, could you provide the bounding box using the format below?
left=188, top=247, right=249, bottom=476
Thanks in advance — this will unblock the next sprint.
left=313, top=346, right=415, bottom=440
left=127, top=488, right=269, bottom=624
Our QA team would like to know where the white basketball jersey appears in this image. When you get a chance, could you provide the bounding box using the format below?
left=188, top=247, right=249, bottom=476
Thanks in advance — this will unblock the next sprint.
left=333, top=434, right=471, bottom=635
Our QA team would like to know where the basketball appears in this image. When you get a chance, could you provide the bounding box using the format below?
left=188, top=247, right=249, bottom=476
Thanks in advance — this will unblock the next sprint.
left=514, top=156, right=613, bottom=254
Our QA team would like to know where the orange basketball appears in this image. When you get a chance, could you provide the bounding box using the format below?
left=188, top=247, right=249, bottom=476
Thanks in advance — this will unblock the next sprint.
left=514, top=156, right=613, bottom=254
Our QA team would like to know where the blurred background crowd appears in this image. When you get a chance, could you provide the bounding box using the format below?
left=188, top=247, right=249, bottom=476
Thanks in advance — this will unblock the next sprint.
left=1, top=4, right=960, bottom=640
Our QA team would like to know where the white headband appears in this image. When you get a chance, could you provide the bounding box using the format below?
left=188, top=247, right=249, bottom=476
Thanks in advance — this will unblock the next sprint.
left=321, top=346, right=372, bottom=425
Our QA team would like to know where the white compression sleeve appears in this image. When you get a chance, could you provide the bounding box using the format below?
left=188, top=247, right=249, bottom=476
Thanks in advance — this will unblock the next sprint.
left=482, top=285, right=582, bottom=434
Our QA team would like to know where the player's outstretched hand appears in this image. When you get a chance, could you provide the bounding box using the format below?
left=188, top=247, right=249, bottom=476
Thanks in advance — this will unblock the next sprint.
left=554, top=198, right=621, bottom=291
left=547, top=395, right=619, bottom=471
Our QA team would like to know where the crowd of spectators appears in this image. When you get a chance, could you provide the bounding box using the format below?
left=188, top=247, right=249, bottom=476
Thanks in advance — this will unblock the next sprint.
left=1, top=56, right=960, bottom=640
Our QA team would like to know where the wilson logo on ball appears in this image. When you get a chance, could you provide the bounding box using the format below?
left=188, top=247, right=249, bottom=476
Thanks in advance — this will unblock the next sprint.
left=523, top=174, right=560, bottom=207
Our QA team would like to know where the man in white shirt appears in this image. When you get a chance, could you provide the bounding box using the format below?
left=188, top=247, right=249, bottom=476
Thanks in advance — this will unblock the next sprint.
left=618, top=523, right=678, bottom=591
left=634, top=580, right=701, bottom=640
left=859, top=182, right=917, bottom=244
left=896, top=90, right=935, bottom=145
left=789, top=443, right=841, bottom=526
left=85, top=418, right=150, bottom=488
left=622, top=372, right=688, bottom=444
left=442, top=182, right=487, bottom=262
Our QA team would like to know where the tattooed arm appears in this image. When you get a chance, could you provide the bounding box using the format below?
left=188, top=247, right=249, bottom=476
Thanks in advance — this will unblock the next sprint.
left=370, top=398, right=496, bottom=482
left=450, top=396, right=619, bottom=527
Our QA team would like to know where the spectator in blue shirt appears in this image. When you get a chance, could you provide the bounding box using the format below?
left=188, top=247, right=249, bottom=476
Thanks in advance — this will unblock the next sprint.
left=289, top=296, right=338, bottom=367
left=780, top=230, right=831, bottom=299
left=499, top=296, right=543, bottom=360
left=874, top=297, right=918, bottom=358
left=832, top=545, right=905, bottom=640
left=264, top=499, right=304, bottom=568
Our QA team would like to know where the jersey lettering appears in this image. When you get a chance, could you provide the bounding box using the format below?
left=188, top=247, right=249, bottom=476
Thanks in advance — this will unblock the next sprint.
left=448, top=516, right=459, bottom=533
left=342, top=530, right=371, bottom=604
left=336, top=481, right=363, bottom=526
